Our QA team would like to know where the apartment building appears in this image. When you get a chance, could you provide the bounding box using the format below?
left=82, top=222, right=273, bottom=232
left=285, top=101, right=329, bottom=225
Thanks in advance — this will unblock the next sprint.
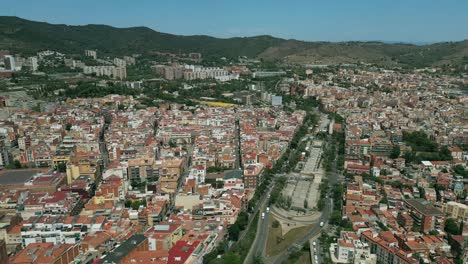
left=405, top=199, right=445, bottom=233
left=370, top=137, right=393, bottom=156
left=11, top=242, right=80, bottom=264
left=85, top=49, right=97, bottom=59
left=361, top=231, right=418, bottom=264
left=183, top=66, right=229, bottom=81
left=127, top=157, right=157, bottom=185
left=345, top=139, right=371, bottom=161
left=439, top=201, right=468, bottom=222
left=83, top=65, right=126, bottom=80
left=243, top=163, right=264, bottom=189
left=99, top=235, right=148, bottom=264
left=113, top=58, right=127, bottom=67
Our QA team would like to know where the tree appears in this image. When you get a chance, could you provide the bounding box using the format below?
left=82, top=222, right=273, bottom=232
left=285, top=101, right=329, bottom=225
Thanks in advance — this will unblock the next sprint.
left=377, top=221, right=389, bottom=231
left=14, top=160, right=22, bottom=168
left=404, top=151, right=415, bottom=164
left=390, top=145, right=401, bottom=159
left=228, top=223, right=240, bottom=241
left=236, top=211, right=249, bottom=230
left=253, top=255, right=264, bottom=264
left=315, top=196, right=325, bottom=208
left=402, top=131, right=437, bottom=152
left=248, top=199, right=257, bottom=212
left=329, top=211, right=342, bottom=225
left=65, top=123, right=72, bottom=131
left=304, top=199, right=308, bottom=209
left=220, top=252, right=241, bottom=264
left=454, top=256, right=464, bottom=264
left=6, top=160, right=22, bottom=169
left=56, top=162, right=67, bottom=173
left=272, top=220, right=280, bottom=228
left=411, top=223, right=421, bottom=232
left=445, top=218, right=459, bottom=235
left=207, top=166, right=225, bottom=173
left=131, top=199, right=146, bottom=210
left=453, top=165, right=468, bottom=179
left=168, top=139, right=177, bottom=148
left=438, top=146, right=453, bottom=161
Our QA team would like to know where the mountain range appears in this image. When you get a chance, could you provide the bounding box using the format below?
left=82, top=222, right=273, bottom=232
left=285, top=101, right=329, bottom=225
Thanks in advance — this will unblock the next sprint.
left=1, top=16, right=467, bottom=68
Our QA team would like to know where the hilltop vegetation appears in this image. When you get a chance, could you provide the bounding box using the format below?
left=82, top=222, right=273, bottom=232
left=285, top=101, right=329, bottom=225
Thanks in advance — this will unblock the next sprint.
left=1, top=16, right=467, bottom=69
left=0, top=16, right=283, bottom=58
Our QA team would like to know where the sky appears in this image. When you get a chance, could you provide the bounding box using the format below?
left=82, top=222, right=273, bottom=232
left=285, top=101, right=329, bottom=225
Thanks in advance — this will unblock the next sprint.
left=1, top=0, right=467, bottom=43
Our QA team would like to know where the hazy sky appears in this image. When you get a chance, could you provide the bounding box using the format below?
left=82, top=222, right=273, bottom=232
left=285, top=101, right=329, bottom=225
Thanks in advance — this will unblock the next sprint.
left=2, top=0, right=467, bottom=43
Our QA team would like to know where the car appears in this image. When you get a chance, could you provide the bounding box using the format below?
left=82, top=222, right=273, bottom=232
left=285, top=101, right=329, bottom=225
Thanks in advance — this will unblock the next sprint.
left=312, top=241, right=316, bottom=246
left=266, top=207, right=270, bottom=213
left=320, top=221, right=324, bottom=227
left=261, top=212, right=265, bottom=220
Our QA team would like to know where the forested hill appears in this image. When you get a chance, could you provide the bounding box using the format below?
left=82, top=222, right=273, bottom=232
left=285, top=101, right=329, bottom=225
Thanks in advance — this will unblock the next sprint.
left=0, top=16, right=285, bottom=57
left=1, top=16, right=467, bottom=68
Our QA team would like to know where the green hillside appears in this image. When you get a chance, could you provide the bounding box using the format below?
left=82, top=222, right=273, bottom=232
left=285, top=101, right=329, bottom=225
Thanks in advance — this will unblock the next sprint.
left=0, top=16, right=467, bottom=68
left=0, top=16, right=285, bottom=58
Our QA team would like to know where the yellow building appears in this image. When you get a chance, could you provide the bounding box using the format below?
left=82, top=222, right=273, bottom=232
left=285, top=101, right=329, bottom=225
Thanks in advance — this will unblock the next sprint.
left=440, top=201, right=468, bottom=222
left=66, top=159, right=101, bottom=184
left=52, top=151, right=71, bottom=170
left=81, top=196, right=114, bottom=216
left=66, top=164, right=80, bottom=184
left=148, top=223, right=183, bottom=250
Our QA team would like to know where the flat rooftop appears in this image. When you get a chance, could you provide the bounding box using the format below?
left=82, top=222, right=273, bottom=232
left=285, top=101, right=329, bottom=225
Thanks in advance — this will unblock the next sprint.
left=406, top=199, right=443, bottom=216
left=99, top=234, right=146, bottom=264
left=0, top=169, right=44, bottom=185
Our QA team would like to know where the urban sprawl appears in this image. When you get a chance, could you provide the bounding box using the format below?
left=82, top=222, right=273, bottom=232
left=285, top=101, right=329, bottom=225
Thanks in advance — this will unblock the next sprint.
left=0, top=48, right=467, bottom=264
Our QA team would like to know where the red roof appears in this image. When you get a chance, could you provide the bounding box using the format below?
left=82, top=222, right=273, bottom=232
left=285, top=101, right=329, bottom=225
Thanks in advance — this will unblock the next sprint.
left=35, top=175, right=54, bottom=182
left=168, top=240, right=200, bottom=264
left=43, top=191, right=69, bottom=203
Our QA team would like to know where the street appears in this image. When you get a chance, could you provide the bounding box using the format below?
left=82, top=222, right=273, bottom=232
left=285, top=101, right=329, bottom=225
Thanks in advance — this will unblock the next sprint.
left=243, top=186, right=273, bottom=263
left=245, top=118, right=341, bottom=264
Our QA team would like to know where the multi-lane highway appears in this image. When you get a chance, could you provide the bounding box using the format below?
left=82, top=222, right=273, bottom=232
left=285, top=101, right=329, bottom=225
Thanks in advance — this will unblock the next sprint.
left=239, top=185, right=274, bottom=251
left=244, top=130, right=340, bottom=264
left=249, top=202, right=270, bottom=260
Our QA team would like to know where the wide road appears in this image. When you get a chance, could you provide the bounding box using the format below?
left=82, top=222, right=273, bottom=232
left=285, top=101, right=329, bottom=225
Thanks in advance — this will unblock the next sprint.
left=252, top=205, right=270, bottom=259
left=270, top=133, right=340, bottom=264
left=270, top=199, right=332, bottom=264
left=243, top=186, right=273, bottom=263
left=246, top=115, right=342, bottom=264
